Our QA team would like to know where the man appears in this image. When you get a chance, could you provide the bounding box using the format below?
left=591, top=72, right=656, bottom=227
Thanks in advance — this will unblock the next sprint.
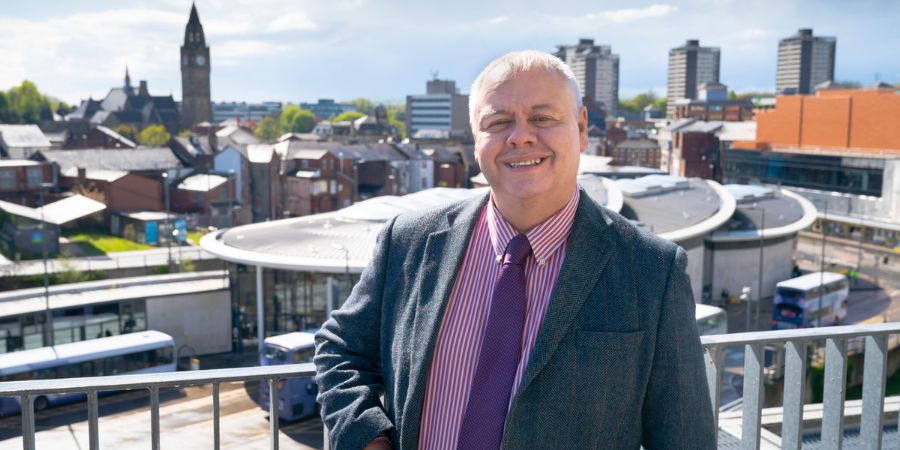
left=315, top=51, right=715, bottom=449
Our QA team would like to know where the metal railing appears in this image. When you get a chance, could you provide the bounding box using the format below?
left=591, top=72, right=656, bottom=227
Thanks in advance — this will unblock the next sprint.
left=702, top=322, right=900, bottom=450
left=0, top=363, right=319, bottom=450
left=2, top=323, right=900, bottom=449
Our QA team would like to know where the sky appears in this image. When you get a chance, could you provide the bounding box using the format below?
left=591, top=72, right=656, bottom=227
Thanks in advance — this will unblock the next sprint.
left=2, top=0, right=899, bottom=106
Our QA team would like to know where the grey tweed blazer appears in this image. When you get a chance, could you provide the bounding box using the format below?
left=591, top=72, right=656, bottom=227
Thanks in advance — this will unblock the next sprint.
left=314, top=190, right=716, bottom=450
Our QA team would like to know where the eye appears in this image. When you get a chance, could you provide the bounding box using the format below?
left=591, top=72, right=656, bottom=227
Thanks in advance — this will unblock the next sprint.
left=483, top=119, right=511, bottom=131
left=531, top=115, right=556, bottom=126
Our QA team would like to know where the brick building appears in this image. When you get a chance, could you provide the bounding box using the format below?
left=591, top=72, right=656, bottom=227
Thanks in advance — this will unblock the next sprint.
left=608, top=139, right=661, bottom=169
left=0, top=160, right=55, bottom=206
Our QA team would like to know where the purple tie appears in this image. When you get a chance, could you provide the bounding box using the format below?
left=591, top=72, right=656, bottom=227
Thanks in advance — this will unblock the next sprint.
left=457, top=234, right=531, bottom=450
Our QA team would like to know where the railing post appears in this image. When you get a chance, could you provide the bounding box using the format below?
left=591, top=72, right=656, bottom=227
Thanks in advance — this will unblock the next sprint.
left=150, top=386, right=160, bottom=450
left=821, top=338, right=848, bottom=450
left=21, top=394, right=35, bottom=450
left=268, top=378, right=280, bottom=450
left=781, top=340, right=807, bottom=450
left=860, top=334, right=888, bottom=450
left=704, top=346, right=724, bottom=427
left=742, top=343, right=764, bottom=450
left=88, top=390, right=100, bottom=450
left=213, top=382, right=221, bottom=450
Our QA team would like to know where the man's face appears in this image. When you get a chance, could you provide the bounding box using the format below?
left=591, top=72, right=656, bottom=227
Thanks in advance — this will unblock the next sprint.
left=472, top=69, right=588, bottom=207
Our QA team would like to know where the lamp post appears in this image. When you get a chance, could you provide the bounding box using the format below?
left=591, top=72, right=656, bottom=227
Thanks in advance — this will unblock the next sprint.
left=754, top=206, right=766, bottom=327
left=162, top=172, right=173, bottom=272
left=818, top=201, right=828, bottom=328
left=38, top=183, right=54, bottom=347
left=332, top=243, right=350, bottom=315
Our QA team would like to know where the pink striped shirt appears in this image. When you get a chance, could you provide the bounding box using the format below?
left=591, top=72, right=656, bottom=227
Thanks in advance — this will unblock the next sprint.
left=418, top=189, right=580, bottom=450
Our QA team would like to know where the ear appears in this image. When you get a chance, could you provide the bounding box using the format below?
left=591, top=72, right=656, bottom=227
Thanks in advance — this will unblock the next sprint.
left=578, top=106, right=589, bottom=153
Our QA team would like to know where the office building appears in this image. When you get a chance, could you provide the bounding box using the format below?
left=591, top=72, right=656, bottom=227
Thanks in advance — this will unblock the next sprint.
left=666, top=39, right=720, bottom=117
left=554, top=39, right=619, bottom=116
left=776, top=29, right=836, bottom=95
left=405, top=79, right=469, bottom=139
left=212, top=101, right=283, bottom=123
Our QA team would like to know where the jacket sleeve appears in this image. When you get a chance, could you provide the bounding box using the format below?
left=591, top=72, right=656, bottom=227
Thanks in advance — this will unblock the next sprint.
left=314, top=217, right=396, bottom=450
left=641, top=246, right=717, bottom=449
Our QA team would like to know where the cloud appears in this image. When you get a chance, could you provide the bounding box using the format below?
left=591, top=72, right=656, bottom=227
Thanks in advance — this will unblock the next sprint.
left=585, top=4, right=678, bottom=23
left=267, top=11, right=317, bottom=32
left=215, top=40, right=293, bottom=66
left=733, top=28, right=773, bottom=40
left=487, top=16, right=509, bottom=25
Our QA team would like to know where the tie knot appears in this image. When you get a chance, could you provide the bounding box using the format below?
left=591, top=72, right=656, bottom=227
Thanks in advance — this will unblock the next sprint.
left=504, top=234, right=531, bottom=266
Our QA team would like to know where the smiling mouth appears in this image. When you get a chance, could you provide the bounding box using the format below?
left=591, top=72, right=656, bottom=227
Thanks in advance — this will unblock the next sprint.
left=505, top=157, right=546, bottom=168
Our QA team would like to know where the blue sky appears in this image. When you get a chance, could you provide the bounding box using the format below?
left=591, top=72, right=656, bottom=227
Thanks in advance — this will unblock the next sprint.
left=2, top=0, right=898, bottom=105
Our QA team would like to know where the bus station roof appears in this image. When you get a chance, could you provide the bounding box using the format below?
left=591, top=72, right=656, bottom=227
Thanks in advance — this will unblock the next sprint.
left=708, top=185, right=818, bottom=242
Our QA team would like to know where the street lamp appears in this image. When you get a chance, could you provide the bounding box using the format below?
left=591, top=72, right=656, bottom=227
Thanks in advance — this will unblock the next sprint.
left=740, top=286, right=752, bottom=332
left=38, top=182, right=54, bottom=346
left=161, top=172, right=173, bottom=272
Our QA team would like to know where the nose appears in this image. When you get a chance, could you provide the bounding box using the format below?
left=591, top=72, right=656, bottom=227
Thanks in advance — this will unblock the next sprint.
left=505, top=120, right=536, bottom=148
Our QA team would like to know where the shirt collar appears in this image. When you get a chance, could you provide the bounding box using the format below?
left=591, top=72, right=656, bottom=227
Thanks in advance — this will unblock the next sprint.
left=486, top=189, right=580, bottom=267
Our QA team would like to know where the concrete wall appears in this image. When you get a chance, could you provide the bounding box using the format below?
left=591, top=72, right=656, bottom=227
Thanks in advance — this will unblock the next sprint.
left=146, top=289, right=231, bottom=356
left=708, top=237, right=796, bottom=302
left=681, top=236, right=705, bottom=304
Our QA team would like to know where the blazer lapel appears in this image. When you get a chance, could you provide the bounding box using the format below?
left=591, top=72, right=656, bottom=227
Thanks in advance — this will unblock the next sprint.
left=513, top=194, right=616, bottom=399
left=400, top=193, right=487, bottom=449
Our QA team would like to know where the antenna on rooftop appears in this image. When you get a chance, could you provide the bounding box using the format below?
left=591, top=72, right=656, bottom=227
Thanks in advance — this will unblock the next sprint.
left=431, top=70, right=439, bottom=80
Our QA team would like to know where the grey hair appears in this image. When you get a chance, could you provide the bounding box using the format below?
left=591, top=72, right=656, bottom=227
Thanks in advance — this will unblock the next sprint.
left=468, top=50, right=582, bottom=129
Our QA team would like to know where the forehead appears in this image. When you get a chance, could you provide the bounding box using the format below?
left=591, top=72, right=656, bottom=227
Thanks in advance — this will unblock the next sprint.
left=475, top=69, right=575, bottom=115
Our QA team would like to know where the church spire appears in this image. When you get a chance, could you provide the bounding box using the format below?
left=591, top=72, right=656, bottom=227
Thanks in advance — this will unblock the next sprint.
left=184, top=2, right=206, bottom=47
left=124, top=66, right=133, bottom=95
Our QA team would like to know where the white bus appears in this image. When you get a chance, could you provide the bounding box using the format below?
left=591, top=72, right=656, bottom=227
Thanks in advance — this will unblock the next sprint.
left=695, top=304, right=728, bottom=336
left=0, top=330, right=176, bottom=414
left=259, top=331, right=318, bottom=421
left=771, top=272, right=849, bottom=330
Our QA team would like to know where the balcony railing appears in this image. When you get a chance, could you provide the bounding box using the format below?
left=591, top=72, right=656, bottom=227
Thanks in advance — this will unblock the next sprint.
left=1, top=322, right=900, bottom=450
left=702, top=322, right=900, bottom=449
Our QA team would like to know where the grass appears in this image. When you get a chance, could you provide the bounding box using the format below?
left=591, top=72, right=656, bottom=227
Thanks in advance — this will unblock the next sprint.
left=64, top=229, right=154, bottom=254
left=187, top=231, right=207, bottom=246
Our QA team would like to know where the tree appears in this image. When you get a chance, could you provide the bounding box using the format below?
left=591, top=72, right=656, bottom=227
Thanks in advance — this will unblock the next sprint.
left=0, top=91, right=13, bottom=122
left=138, top=125, right=171, bottom=146
left=7, top=80, right=44, bottom=123
left=113, top=124, right=135, bottom=141
left=279, top=104, right=315, bottom=133
left=332, top=111, right=365, bottom=123
left=618, top=91, right=659, bottom=114
left=653, top=98, right=667, bottom=114
left=255, top=116, right=281, bottom=141
left=345, top=98, right=374, bottom=114
left=385, top=103, right=406, bottom=139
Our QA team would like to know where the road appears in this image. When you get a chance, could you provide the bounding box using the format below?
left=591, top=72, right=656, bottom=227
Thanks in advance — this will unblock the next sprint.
left=0, top=382, right=324, bottom=449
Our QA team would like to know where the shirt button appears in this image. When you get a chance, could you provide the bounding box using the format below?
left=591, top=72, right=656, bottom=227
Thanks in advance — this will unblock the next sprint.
left=538, top=258, right=546, bottom=267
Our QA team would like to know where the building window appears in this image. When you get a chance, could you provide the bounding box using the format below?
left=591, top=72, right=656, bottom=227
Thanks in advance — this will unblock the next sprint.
left=26, top=168, right=43, bottom=189
left=0, top=170, right=15, bottom=191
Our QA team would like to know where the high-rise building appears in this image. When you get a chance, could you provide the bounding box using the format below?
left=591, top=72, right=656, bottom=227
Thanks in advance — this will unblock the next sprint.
left=181, top=4, right=212, bottom=129
left=776, top=28, right=836, bottom=95
left=554, top=39, right=619, bottom=116
left=666, top=39, right=720, bottom=118
left=405, top=79, right=469, bottom=139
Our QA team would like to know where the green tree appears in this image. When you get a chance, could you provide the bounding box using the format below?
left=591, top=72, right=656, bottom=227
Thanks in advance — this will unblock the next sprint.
left=177, top=129, right=193, bottom=138
left=619, top=91, right=658, bottom=114
left=344, top=98, right=374, bottom=114
left=653, top=98, right=667, bottom=114
left=279, top=104, right=315, bottom=133
left=254, top=116, right=281, bottom=141
left=113, top=124, right=135, bottom=141
left=7, top=80, right=44, bottom=123
left=0, top=91, right=13, bottom=122
left=385, top=103, right=406, bottom=139
left=138, top=125, right=171, bottom=146
left=332, top=111, right=365, bottom=123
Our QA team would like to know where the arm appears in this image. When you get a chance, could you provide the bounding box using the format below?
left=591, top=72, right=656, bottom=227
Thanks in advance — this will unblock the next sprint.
left=315, top=218, right=397, bottom=450
left=641, top=246, right=716, bottom=449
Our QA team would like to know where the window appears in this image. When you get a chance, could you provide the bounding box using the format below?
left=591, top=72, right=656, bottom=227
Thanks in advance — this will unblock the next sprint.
left=0, top=170, right=14, bottom=190
left=292, top=347, right=315, bottom=364
left=26, top=167, right=43, bottom=189
left=156, top=347, right=174, bottom=365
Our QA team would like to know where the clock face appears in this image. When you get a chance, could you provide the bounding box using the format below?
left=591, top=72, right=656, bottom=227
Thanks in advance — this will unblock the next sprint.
left=196, top=55, right=206, bottom=66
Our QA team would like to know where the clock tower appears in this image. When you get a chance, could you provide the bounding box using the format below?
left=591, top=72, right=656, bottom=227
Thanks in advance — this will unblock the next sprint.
left=180, top=3, right=211, bottom=129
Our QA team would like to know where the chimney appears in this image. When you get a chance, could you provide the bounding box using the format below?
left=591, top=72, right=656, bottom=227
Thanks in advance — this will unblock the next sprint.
left=77, top=167, right=86, bottom=184
left=139, top=80, right=149, bottom=96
